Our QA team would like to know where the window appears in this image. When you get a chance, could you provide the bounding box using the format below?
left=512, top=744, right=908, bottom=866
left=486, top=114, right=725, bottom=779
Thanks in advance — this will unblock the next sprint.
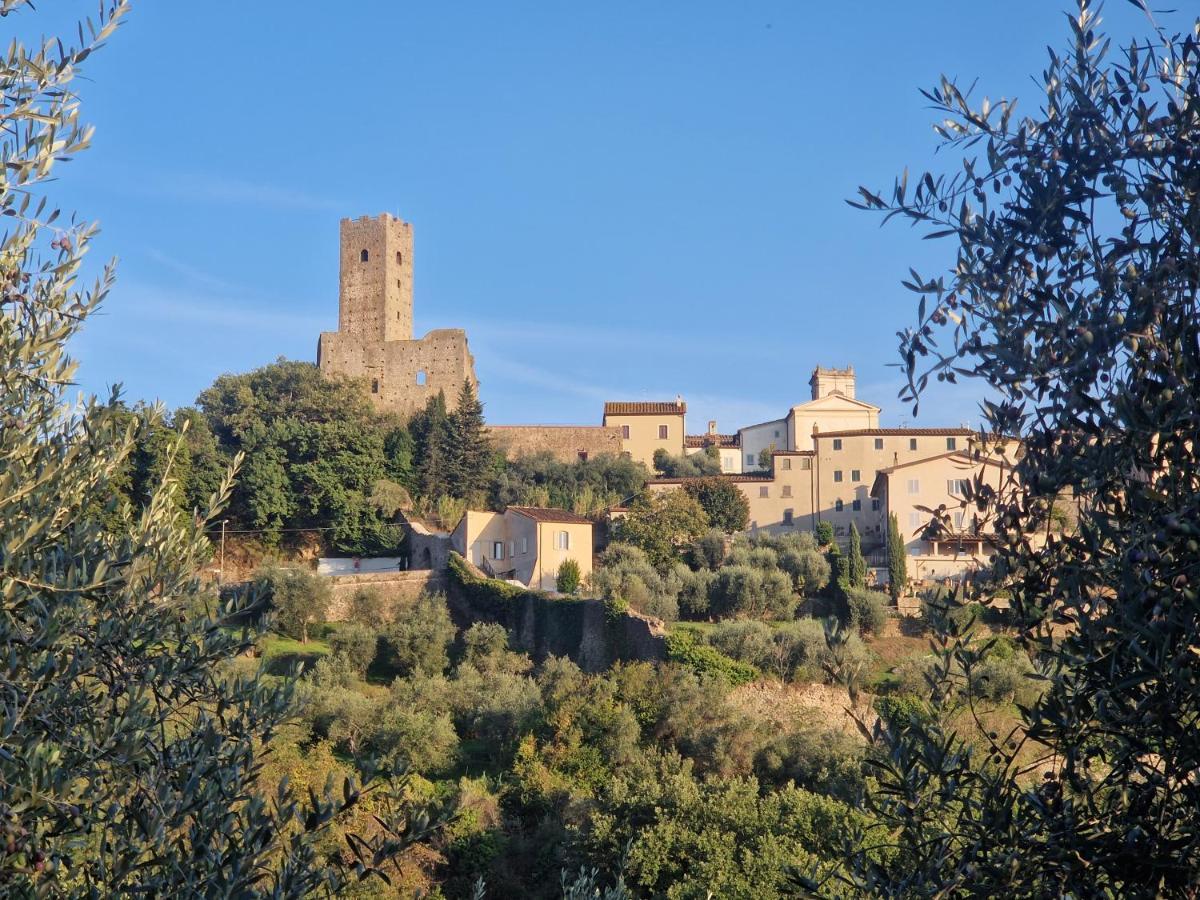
left=508, top=541, right=515, bottom=558
left=360, top=249, right=369, bottom=262
left=658, top=425, right=669, bottom=440
left=396, top=251, right=403, bottom=265
left=782, top=458, right=792, bottom=470
left=774, top=429, right=780, bottom=438
left=622, top=425, right=631, bottom=439
left=947, top=478, right=971, bottom=496
left=874, top=438, right=884, bottom=450
left=783, top=509, right=794, bottom=525
left=782, top=485, right=792, bottom=498
left=909, top=511, right=921, bottom=528
left=851, top=469, right=861, bottom=482
left=907, top=478, right=920, bottom=494
left=833, top=438, right=843, bottom=450
left=909, top=438, right=918, bottom=450
left=396, top=279, right=401, bottom=290
left=852, top=498, right=862, bottom=511
left=954, top=511, right=965, bottom=529
left=871, top=498, right=881, bottom=511
left=759, top=486, right=769, bottom=498
left=370, top=378, right=379, bottom=394
left=492, top=541, right=504, bottom=560
left=578, top=451, right=589, bottom=462
left=556, top=530, right=570, bottom=550
left=747, top=453, right=755, bottom=466
left=416, top=370, right=427, bottom=386
left=835, top=499, right=844, bottom=512
left=800, top=457, right=812, bottom=470
left=833, top=470, right=843, bottom=483
left=947, top=437, right=957, bottom=450
left=521, top=536, right=528, bottom=555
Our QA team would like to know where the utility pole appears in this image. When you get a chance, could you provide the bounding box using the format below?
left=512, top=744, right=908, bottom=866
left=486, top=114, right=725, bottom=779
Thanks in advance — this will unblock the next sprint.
left=219, top=519, right=227, bottom=585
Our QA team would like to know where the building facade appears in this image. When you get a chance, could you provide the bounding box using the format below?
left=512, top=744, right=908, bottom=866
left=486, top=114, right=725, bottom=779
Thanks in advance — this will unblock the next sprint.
left=317, top=213, right=477, bottom=417
left=738, top=366, right=881, bottom=470
left=684, top=421, right=742, bottom=473
left=602, top=400, right=687, bottom=466
left=451, top=506, right=594, bottom=591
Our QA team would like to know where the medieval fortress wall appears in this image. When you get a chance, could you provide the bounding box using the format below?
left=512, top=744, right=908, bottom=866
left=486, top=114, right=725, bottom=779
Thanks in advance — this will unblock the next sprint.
left=317, top=214, right=477, bottom=417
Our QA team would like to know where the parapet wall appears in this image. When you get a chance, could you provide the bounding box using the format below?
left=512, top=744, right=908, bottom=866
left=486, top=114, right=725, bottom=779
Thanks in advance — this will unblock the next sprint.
left=317, top=327, right=477, bottom=417
left=324, top=569, right=448, bottom=620
left=488, top=425, right=624, bottom=463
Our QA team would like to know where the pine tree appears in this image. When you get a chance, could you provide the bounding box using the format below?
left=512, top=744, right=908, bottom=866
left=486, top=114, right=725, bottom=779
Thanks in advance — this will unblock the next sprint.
left=410, top=391, right=449, bottom=501
left=847, top=522, right=867, bottom=588
left=443, top=379, right=493, bottom=501
left=886, top=511, right=907, bottom=602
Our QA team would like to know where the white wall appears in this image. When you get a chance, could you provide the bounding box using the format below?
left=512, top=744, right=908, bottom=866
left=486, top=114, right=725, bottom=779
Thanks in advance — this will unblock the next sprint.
left=318, top=557, right=405, bottom=575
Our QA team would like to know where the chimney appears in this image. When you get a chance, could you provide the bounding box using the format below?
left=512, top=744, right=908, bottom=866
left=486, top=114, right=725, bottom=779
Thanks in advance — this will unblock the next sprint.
left=676, top=394, right=684, bottom=407
left=707, top=420, right=717, bottom=435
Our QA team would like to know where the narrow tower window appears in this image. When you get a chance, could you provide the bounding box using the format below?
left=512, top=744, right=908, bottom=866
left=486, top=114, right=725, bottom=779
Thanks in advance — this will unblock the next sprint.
left=371, top=378, right=379, bottom=394
left=396, top=251, right=403, bottom=265
left=360, top=249, right=369, bottom=262
left=416, top=370, right=427, bottom=386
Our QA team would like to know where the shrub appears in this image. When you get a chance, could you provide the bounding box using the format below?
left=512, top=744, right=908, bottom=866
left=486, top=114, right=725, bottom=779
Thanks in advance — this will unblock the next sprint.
left=706, top=620, right=776, bottom=672
left=814, top=521, right=834, bottom=546
left=556, top=558, right=582, bottom=595
left=779, top=548, right=831, bottom=598
left=664, top=630, right=759, bottom=686
left=675, top=567, right=715, bottom=620
left=874, top=693, right=933, bottom=730
left=689, top=529, right=728, bottom=569
left=383, top=592, right=455, bottom=676
left=348, top=586, right=391, bottom=628
left=754, top=726, right=866, bottom=801
left=920, top=586, right=982, bottom=635
left=710, top=565, right=795, bottom=620
left=970, top=651, right=1039, bottom=706
left=253, top=565, right=331, bottom=643
left=327, top=622, right=379, bottom=675
left=844, top=587, right=890, bottom=636
left=768, top=618, right=829, bottom=682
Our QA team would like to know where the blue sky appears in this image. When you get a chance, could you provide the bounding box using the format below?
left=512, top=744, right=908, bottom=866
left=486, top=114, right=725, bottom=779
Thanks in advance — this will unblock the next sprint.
left=49, top=1, right=1170, bottom=430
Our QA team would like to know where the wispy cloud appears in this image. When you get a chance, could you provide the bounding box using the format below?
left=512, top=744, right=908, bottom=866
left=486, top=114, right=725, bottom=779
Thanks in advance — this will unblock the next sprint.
left=101, top=165, right=341, bottom=213
left=143, top=248, right=243, bottom=294
left=105, top=280, right=328, bottom=336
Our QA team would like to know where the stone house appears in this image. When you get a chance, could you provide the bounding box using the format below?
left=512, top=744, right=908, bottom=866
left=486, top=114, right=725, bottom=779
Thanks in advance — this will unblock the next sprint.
left=451, top=506, right=593, bottom=591
left=602, top=399, right=686, bottom=466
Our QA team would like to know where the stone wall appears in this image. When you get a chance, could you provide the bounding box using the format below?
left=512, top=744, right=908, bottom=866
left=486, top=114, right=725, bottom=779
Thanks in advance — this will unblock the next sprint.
left=324, top=570, right=448, bottom=620
left=317, top=327, right=477, bottom=417
left=488, top=425, right=623, bottom=463
left=445, top=553, right=665, bottom=672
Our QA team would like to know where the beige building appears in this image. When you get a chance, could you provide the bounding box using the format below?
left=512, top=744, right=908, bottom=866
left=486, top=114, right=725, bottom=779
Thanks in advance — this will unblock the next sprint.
left=685, top=421, right=743, bottom=473
left=739, top=366, right=881, bottom=470
left=871, top=450, right=1010, bottom=580
left=603, top=400, right=686, bottom=466
left=317, top=213, right=477, bottom=417
left=451, top=506, right=593, bottom=591
left=649, top=427, right=992, bottom=553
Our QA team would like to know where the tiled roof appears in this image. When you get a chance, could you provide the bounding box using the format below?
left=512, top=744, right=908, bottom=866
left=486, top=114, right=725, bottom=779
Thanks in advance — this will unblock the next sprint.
left=874, top=450, right=1011, bottom=476
left=685, top=433, right=740, bottom=449
left=814, top=427, right=977, bottom=439
left=604, top=401, right=686, bottom=416
left=507, top=506, right=593, bottom=525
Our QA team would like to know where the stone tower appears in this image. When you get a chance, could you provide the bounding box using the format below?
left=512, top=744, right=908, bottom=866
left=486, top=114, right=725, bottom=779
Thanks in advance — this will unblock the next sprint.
left=809, top=365, right=856, bottom=400
left=318, top=213, right=477, bottom=418
left=338, top=214, right=413, bottom=343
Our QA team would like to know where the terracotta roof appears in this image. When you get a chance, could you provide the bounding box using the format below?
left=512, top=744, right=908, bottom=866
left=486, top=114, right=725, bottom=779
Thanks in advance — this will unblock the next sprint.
left=604, top=401, right=687, bottom=416
left=874, top=450, right=1011, bottom=476
left=685, top=433, right=740, bottom=449
left=507, top=506, right=593, bottom=525
left=815, top=427, right=977, bottom=439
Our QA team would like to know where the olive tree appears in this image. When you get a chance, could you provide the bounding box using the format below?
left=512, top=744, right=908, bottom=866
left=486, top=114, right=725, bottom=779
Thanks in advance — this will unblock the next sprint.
left=830, top=3, right=1200, bottom=895
left=0, top=3, right=445, bottom=892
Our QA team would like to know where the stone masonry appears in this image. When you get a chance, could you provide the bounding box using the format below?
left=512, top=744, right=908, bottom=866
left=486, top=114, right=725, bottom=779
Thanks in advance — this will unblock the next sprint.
left=488, top=425, right=624, bottom=463
left=317, top=213, right=477, bottom=417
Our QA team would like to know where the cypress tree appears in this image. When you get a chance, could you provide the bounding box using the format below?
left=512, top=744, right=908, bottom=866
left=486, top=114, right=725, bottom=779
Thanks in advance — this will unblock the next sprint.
left=887, top=511, right=907, bottom=601
left=410, top=391, right=449, bottom=500
left=848, top=522, right=867, bottom=588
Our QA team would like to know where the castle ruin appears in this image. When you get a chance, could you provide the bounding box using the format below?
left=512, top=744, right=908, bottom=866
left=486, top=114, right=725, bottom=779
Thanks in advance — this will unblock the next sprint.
left=317, top=213, right=477, bottom=417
